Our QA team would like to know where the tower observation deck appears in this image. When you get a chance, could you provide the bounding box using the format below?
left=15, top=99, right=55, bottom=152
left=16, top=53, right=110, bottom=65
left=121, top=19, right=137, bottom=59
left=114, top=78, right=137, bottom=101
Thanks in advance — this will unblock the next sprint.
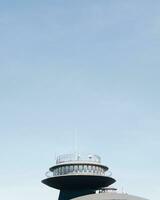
left=42, top=153, right=116, bottom=200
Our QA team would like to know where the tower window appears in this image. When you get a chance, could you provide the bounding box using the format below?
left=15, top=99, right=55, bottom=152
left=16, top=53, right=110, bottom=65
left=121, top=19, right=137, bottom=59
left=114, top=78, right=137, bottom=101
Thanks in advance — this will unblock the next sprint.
left=74, top=165, right=78, bottom=172
left=70, top=165, right=73, bottom=172
left=84, top=165, right=87, bottom=172
left=92, top=165, right=95, bottom=173
left=66, top=166, right=69, bottom=174
left=79, top=165, right=83, bottom=172
left=61, top=166, right=64, bottom=174
left=88, top=165, right=92, bottom=172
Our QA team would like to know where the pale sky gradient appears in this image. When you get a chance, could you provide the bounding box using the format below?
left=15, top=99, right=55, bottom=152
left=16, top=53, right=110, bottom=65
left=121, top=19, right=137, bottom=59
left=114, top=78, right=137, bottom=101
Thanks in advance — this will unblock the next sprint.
left=0, top=1, right=160, bottom=200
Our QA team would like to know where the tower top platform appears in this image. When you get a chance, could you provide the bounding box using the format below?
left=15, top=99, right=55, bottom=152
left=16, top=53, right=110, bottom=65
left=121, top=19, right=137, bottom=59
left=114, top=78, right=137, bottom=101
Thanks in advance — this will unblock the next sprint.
left=42, top=152, right=115, bottom=190
left=56, top=153, right=101, bottom=165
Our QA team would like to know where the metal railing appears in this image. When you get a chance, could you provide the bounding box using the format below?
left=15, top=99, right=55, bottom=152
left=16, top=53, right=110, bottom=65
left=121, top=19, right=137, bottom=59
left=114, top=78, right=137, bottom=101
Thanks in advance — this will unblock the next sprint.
left=56, top=153, right=101, bottom=164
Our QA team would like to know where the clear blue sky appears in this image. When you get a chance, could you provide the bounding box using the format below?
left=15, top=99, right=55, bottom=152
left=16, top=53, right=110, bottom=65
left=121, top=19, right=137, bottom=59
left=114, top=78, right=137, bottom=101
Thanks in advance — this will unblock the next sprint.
left=0, top=1, right=159, bottom=200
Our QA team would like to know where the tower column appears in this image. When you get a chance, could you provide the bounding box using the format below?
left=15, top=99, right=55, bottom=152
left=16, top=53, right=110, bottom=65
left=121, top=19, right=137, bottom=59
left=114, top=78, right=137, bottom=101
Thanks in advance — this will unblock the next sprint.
left=58, top=189, right=95, bottom=200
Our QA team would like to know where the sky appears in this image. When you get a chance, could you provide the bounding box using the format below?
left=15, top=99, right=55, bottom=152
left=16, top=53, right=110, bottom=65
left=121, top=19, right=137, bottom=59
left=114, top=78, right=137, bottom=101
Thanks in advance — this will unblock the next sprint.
left=0, top=1, right=160, bottom=200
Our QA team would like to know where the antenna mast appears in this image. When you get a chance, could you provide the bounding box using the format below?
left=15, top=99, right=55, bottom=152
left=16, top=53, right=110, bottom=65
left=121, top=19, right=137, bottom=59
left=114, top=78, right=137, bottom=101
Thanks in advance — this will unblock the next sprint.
left=74, top=129, right=78, bottom=158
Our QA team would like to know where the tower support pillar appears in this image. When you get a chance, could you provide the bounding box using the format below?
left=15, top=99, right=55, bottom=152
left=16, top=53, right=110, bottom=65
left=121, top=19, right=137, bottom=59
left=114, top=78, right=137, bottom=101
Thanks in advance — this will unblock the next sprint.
left=58, top=189, right=95, bottom=200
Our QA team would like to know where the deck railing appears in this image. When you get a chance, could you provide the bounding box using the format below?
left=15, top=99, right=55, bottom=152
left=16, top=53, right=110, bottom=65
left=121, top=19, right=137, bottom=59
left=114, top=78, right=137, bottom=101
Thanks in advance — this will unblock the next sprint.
left=56, top=153, right=101, bottom=164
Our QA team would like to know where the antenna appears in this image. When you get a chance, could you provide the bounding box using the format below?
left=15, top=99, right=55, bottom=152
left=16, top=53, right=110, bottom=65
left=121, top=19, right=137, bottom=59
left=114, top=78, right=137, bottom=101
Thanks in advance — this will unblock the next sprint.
left=74, top=129, right=78, bottom=158
left=54, top=152, right=57, bottom=160
left=121, top=186, right=124, bottom=194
